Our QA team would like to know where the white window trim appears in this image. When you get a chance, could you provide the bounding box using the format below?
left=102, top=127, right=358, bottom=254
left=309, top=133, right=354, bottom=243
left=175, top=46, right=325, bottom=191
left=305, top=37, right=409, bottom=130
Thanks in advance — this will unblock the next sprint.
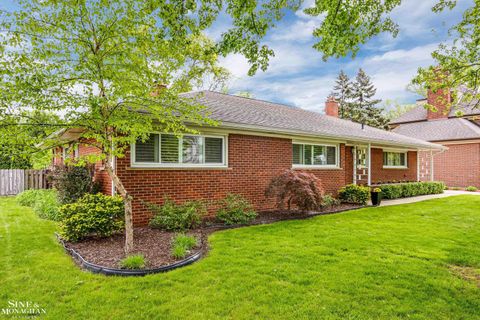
left=292, top=142, right=340, bottom=169
left=383, top=150, right=408, bottom=169
left=131, top=133, right=228, bottom=168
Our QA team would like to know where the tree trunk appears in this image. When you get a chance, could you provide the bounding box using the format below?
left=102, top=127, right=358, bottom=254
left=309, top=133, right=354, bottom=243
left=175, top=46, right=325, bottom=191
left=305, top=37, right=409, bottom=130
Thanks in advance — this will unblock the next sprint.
left=104, top=160, right=134, bottom=254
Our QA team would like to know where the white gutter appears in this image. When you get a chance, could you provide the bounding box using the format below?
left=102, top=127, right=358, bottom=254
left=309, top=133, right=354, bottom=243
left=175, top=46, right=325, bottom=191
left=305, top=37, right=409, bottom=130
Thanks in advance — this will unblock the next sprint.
left=216, top=121, right=446, bottom=151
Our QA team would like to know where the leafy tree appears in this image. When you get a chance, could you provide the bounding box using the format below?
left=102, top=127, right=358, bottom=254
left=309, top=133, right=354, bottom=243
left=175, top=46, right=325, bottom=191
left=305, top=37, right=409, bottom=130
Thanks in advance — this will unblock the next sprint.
left=412, top=1, right=479, bottom=111
left=331, top=70, right=353, bottom=118
left=383, top=99, right=417, bottom=121
left=0, top=0, right=248, bottom=253
left=0, top=110, right=60, bottom=169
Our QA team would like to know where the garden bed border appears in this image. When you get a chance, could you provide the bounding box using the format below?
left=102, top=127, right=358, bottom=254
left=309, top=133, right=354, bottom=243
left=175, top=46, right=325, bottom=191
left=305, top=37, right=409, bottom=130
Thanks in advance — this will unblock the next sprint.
left=55, top=203, right=369, bottom=276
left=56, top=233, right=202, bottom=276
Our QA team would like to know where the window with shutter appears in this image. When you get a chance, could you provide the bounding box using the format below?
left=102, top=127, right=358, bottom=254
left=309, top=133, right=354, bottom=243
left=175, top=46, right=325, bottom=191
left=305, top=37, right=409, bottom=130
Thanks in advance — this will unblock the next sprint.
left=132, top=133, right=226, bottom=167
left=135, top=134, right=159, bottom=163
left=205, top=137, right=223, bottom=163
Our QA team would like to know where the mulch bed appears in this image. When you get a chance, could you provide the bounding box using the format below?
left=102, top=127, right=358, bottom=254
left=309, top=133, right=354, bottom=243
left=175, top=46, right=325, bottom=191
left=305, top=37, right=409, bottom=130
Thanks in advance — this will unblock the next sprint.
left=66, top=228, right=204, bottom=269
left=64, top=203, right=364, bottom=270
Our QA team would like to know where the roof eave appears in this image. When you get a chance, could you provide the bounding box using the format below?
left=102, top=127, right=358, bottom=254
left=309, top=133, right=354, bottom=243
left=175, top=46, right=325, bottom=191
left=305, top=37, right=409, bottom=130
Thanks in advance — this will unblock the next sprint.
left=217, top=121, right=445, bottom=151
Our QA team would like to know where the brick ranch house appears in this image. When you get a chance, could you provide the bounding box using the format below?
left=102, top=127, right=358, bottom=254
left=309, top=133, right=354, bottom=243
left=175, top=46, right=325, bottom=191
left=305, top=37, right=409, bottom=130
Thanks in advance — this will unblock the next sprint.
left=52, top=91, right=444, bottom=226
left=390, top=88, right=480, bottom=188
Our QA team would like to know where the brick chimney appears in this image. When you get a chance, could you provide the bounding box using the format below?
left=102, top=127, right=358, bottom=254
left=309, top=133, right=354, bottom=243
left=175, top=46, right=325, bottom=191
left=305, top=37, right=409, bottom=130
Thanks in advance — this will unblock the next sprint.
left=427, top=88, right=451, bottom=120
left=325, top=96, right=339, bottom=117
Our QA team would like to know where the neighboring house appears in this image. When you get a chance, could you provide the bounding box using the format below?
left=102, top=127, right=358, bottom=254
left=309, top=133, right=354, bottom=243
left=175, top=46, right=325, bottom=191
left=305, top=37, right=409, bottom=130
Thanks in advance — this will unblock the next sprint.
left=390, top=88, right=480, bottom=188
left=53, top=91, right=443, bottom=226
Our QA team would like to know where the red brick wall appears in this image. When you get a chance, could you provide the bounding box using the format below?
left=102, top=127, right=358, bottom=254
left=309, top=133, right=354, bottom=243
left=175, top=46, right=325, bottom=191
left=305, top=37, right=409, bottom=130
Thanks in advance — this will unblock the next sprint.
left=370, top=149, right=418, bottom=184
left=422, top=143, right=480, bottom=188
left=115, top=134, right=351, bottom=226
left=77, top=144, right=112, bottom=195
left=76, top=133, right=421, bottom=226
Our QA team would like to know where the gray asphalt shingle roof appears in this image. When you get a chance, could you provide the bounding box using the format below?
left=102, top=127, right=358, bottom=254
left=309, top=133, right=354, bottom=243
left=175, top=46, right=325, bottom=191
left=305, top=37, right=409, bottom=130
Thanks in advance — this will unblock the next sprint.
left=182, top=91, right=443, bottom=150
left=392, top=118, right=480, bottom=142
left=390, top=101, right=480, bottom=124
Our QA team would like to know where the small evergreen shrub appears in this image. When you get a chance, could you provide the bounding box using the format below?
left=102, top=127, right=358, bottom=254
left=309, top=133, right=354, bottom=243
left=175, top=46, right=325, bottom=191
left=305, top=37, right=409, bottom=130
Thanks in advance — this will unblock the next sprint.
left=338, top=184, right=370, bottom=205
left=216, top=193, right=257, bottom=225
left=16, top=189, right=60, bottom=221
left=320, top=194, right=340, bottom=208
left=120, top=254, right=146, bottom=270
left=147, top=198, right=206, bottom=232
left=171, top=234, right=197, bottom=259
left=466, top=186, right=478, bottom=192
left=51, top=165, right=101, bottom=204
left=58, top=193, right=124, bottom=242
left=265, top=169, right=325, bottom=211
left=379, top=181, right=444, bottom=199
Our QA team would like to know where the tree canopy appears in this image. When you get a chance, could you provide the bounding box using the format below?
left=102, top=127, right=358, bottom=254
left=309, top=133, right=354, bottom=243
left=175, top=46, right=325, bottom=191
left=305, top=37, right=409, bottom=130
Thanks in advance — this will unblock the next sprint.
left=331, top=69, right=389, bottom=129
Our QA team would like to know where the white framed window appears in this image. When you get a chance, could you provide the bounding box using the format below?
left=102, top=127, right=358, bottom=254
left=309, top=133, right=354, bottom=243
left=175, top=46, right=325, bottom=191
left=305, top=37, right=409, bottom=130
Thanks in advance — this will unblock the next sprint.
left=292, top=142, right=339, bottom=168
left=383, top=151, right=408, bottom=168
left=131, top=133, right=227, bottom=168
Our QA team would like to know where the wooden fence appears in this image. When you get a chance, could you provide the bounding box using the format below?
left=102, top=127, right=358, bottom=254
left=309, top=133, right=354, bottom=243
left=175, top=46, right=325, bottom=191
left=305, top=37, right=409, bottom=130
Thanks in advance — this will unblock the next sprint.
left=0, top=169, right=50, bottom=196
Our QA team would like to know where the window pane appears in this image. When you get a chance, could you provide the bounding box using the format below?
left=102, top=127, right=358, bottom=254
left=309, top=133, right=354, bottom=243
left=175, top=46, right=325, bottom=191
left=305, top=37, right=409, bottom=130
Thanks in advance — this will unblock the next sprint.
left=135, top=134, right=159, bottom=162
left=304, top=145, right=312, bottom=165
left=182, top=136, right=202, bottom=164
left=313, top=145, right=326, bottom=165
left=326, top=146, right=337, bottom=165
left=161, top=134, right=179, bottom=163
left=384, top=152, right=406, bottom=166
left=292, top=144, right=303, bottom=165
left=205, top=137, right=223, bottom=164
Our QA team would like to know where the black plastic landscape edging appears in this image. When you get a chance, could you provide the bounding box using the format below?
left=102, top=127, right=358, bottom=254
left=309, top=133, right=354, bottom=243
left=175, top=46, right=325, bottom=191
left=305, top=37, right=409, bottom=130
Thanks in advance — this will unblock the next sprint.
left=56, top=234, right=202, bottom=276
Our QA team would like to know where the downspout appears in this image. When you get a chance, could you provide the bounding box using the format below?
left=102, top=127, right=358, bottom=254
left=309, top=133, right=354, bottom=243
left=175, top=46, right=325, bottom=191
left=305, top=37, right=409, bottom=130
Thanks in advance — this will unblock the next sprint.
left=352, top=146, right=357, bottom=185
left=417, top=151, right=420, bottom=181
left=367, top=143, right=371, bottom=186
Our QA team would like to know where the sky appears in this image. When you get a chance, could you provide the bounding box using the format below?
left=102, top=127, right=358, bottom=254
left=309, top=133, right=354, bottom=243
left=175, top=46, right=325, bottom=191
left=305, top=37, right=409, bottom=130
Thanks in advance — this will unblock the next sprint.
left=1, top=0, right=472, bottom=112
left=208, top=0, right=472, bottom=111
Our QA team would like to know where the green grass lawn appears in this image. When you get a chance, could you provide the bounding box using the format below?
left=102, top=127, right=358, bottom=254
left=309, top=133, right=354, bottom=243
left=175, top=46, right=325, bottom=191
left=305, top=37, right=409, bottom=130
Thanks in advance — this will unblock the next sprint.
left=1, top=196, right=480, bottom=319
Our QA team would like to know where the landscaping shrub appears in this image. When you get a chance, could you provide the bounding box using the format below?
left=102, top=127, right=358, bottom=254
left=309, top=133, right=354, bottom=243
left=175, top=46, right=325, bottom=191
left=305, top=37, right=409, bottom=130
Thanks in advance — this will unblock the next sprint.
left=216, top=193, right=257, bottom=225
left=466, top=186, right=478, bottom=192
left=16, top=189, right=61, bottom=221
left=147, top=198, right=206, bottom=232
left=51, top=165, right=101, bottom=204
left=120, top=254, right=146, bottom=270
left=171, top=234, right=197, bottom=259
left=379, top=181, right=444, bottom=200
left=33, top=190, right=61, bottom=221
left=338, top=184, right=370, bottom=205
left=265, top=169, right=325, bottom=211
left=58, top=193, right=124, bottom=242
left=320, top=194, right=340, bottom=209
left=16, top=189, right=43, bottom=207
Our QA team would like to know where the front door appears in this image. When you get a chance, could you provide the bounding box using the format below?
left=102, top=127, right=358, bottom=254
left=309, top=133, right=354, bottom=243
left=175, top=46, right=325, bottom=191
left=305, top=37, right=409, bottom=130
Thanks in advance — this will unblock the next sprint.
left=354, top=146, right=369, bottom=185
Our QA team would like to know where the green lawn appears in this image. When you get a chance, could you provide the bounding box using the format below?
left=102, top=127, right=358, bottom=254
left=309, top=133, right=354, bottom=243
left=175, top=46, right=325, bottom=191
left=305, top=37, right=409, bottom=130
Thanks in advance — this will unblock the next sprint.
left=1, top=196, right=480, bottom=319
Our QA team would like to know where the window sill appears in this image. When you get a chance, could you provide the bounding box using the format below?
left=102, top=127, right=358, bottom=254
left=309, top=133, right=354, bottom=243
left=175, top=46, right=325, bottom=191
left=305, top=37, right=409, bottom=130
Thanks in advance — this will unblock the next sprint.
left=129, top=164, right=229, bottom=170
left=292, top=165, right=342, bottom=170
left=383, top=166, right=408, bottom=170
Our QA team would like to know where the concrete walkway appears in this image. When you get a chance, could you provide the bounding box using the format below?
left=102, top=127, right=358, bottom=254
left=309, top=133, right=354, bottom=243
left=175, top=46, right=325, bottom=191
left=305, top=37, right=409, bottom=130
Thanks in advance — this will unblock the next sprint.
left=378, top=190, right=480, bottom=207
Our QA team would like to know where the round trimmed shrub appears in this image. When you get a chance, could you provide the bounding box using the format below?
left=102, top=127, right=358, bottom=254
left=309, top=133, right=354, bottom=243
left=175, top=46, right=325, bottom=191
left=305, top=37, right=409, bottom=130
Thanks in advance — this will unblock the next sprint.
left=58, top=193, right=124, bottom=242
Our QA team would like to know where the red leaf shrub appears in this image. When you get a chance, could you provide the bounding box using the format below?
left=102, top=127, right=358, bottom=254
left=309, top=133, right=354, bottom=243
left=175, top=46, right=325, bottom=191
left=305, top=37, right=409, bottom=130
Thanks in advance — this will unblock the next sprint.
left=265, top=170, right=325, bottom=212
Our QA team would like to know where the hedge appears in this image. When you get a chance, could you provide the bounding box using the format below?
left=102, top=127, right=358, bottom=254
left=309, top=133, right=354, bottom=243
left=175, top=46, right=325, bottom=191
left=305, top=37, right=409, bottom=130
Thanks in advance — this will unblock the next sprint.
left=378, top=181, right=444, bottom=200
